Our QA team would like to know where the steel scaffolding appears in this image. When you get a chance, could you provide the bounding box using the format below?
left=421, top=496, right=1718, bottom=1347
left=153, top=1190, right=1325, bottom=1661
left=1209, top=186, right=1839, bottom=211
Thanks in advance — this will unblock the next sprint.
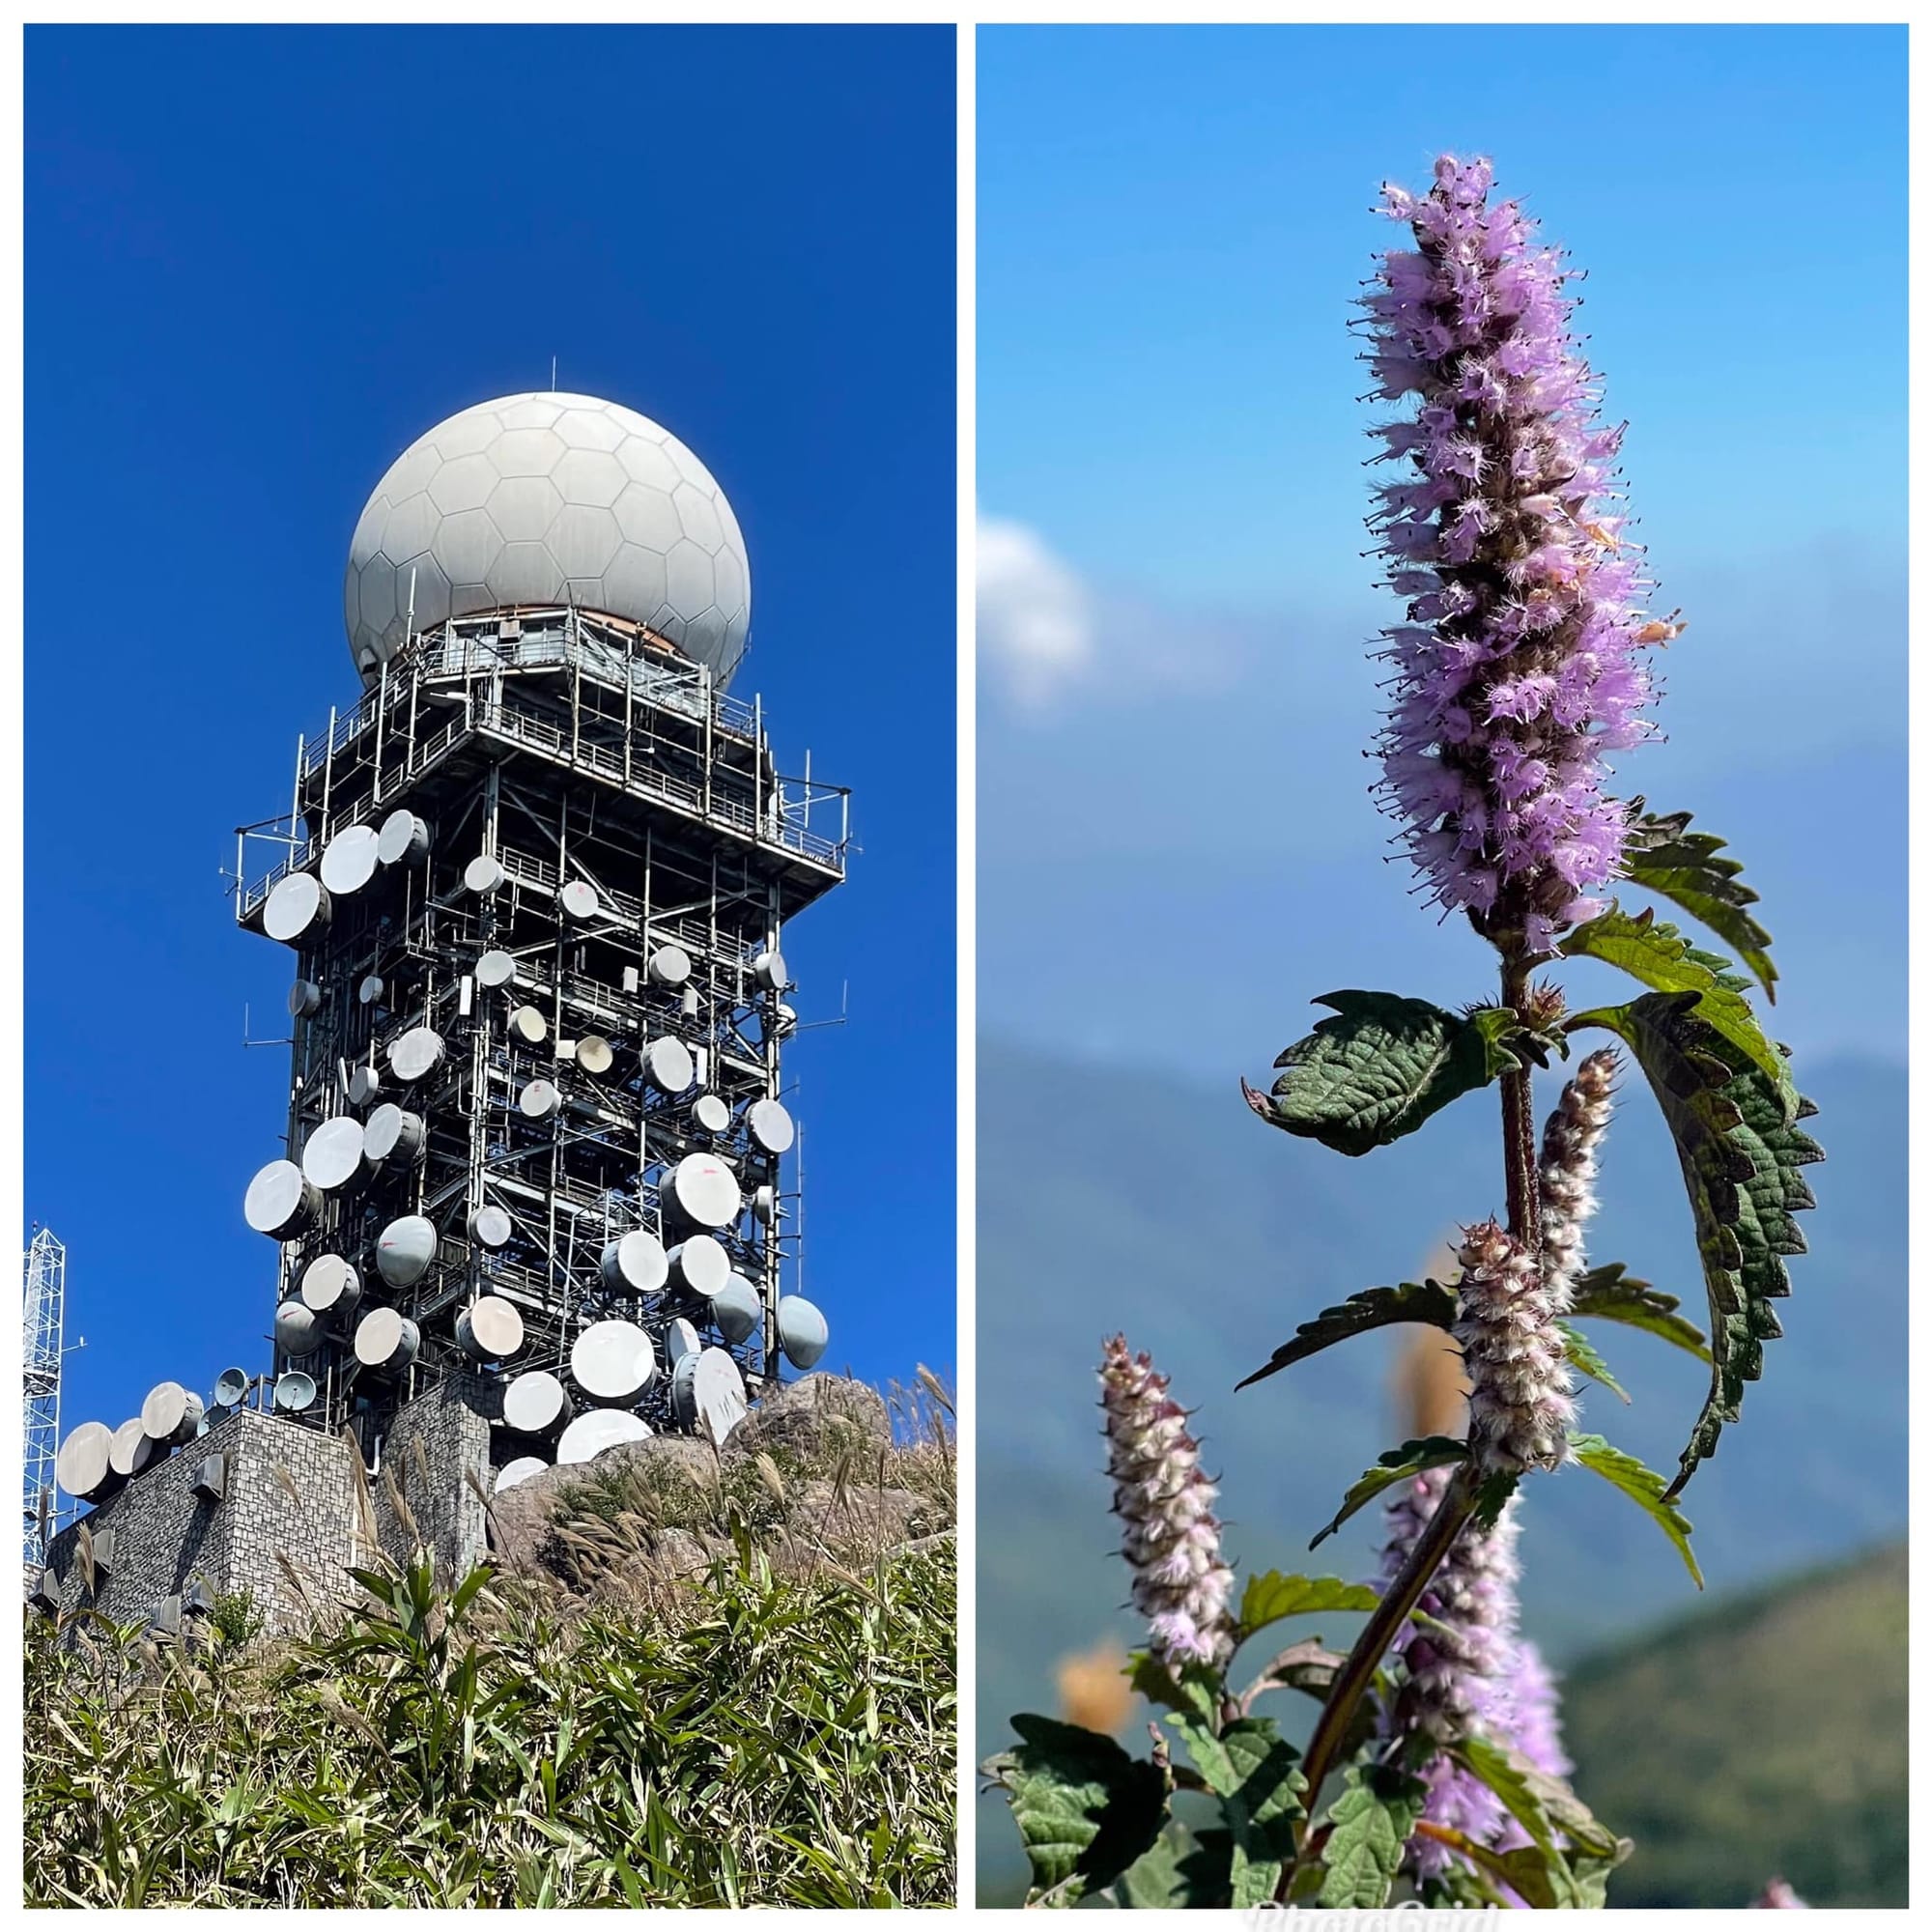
left=22, top=1228, right=66, bottom=1572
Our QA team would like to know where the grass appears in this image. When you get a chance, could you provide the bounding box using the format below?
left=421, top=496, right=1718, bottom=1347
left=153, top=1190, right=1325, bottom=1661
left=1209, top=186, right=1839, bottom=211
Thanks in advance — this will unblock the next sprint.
left=24, top=1374, right=958, bottom=1908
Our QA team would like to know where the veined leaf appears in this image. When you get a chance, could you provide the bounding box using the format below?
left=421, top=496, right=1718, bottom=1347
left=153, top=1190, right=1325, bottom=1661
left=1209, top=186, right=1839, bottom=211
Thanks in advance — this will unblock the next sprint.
left=1236, top=1281, right=1457, bottom=1391
left=1568, top=992, right=1820, bottom=1491
left=1113, top=1824, right=1233, bottom=1910
left=1556, top=1321, right=1629, bottom=1404
left=1622, top=805, right=1776, bottom=1002
left=1311, top=1437, right=1466, bottom=1549
left=1568, top=1263, right=1711, bottom=1363
left=1569, top=1435, right=1703, bottom=1588
left=1160, top=1711, right=1304, bottom=1908
left=1561, top=904, right=1795, bottom=1118
left=1236, top=1572, right=1380, bottom=1643
left=1244, top=992, right=1520, bottom=1158
left=1452, top=1734, right=1627, bottom=1907
left=1316, top=1764, right=1428, bottom=1908
left=1125, top=1655, right=1219, bottom=1728
left=982, top=1715, right=1168, bottom=1906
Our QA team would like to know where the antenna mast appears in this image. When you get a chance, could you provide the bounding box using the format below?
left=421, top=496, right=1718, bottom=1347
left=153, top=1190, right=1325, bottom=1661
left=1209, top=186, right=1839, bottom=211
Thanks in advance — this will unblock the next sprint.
left=21, top=1228, right=67, bottom=1575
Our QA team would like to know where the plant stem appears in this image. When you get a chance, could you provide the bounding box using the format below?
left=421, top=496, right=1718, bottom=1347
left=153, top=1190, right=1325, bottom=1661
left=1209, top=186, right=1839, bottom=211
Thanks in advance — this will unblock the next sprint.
left=1499, top=951, right=1541, bottom=1247
left=1285, top=1462, right=1481, bottom=1880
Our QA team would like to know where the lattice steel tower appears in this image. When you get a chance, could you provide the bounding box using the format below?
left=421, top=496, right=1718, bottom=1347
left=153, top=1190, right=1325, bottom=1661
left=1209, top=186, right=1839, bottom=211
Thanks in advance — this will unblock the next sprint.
left=22, top=1227, right=67, bottom=1571
left=229, top=393, right=848, bottom=1484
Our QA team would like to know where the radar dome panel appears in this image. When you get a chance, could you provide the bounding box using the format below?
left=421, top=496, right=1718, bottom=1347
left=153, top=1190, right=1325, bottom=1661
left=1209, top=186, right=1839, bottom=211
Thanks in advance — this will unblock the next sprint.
left=345, top=392, right=752, bottom=688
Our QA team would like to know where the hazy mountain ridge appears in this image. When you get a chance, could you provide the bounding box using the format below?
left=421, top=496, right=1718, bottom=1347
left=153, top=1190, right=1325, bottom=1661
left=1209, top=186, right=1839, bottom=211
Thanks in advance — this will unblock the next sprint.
left=975, top=1036, right=1905, bottom=1891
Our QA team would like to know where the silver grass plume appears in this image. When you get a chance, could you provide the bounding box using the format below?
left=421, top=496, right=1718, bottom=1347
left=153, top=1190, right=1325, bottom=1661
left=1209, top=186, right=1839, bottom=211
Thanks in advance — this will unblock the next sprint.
left=1098, top=1335, right=1236, bottom=1669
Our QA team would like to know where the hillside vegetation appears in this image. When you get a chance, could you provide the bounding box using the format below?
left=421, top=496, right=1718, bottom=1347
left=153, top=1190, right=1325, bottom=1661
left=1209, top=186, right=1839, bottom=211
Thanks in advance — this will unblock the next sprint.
left=25, top=1378, right=956, bottom=1909
left=1561, top=1541, right=1907, bottom=1908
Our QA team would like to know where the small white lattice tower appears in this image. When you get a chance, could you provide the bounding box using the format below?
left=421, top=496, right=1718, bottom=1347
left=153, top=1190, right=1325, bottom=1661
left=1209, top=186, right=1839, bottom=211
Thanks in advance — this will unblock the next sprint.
left=22, top=1228, right=66, bottom=1571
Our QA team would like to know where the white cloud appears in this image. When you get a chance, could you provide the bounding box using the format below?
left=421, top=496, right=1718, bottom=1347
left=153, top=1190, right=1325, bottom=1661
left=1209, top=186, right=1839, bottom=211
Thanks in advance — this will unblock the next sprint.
left=976, top=514, right=1095, bottom=711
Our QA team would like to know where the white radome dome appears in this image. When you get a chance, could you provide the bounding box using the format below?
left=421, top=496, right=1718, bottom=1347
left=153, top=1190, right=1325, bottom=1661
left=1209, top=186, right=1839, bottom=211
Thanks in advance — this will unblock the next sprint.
left=344, top=392, right=751, bottom=688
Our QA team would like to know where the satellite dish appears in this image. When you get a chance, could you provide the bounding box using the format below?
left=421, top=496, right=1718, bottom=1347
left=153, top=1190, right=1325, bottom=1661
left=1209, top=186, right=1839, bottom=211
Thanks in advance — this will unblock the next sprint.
left=509, top=1006, right=548, bottom=1045
left=570, top=1320, right=658, bottom=1405
left=320, top=824, right=382, bottom=895
left=456, top=1295, right=526, bottom=1363
left=661, top=1152, right=740, bottom=1231
left=274, top=1370, right=319, bottom=1412
left=476, top=949, right=518, bottom=989
left=777, top=1295, right=830, bottom=1371
left=213, top=1367, right=251, bottom=1408
left=264, top=870, right=330, bottom=943
left=354, top=1307, right=421, bottom=1371
left=692, top=1348, right=749, bottom=1446
left=387, top=1026, right=445, bottom=1082
left=751, top=950, right=787, bottom=992
left=275, top=1299, right=323, bottom=1357
left=665, top=1317, right=701, bottom=1366
left=772, top=1003, right=799, bottom=1039
left=502, top=1370, right=572, bottom=1438
left=641, top=1037, right=695, bottom=1094
left=300, top=1115, right=367, bottom=1191
left=556, top=1408, right=653, bottom=1464
left=141, top=1382, right=205, bottom=1446
left=300, top=1253, right=361, bottom=1320
left=347, top=1064, right=383, bottom=1108
left=693, top=1094, right=730, bottom=1134
left=558, top=879, right=601, bottom=922
left=244, top=1160, right=321, bottom=1239
left=469, top=1205, right=514, bottom=1249
left=747, top=1098, right=795, bottom=1155
left=648, top=944, right=692, bottom=987
left=495, top=1455, right=549, bottom=1493
left=576, top=1035, right=615, bottom=1076
left=464, top=854, right=506, bottom=895
left=288, top=979, right=324, bottom=1019
left=669, top=1350, right=700, bottom=1428
left=55, top=1421, right=120, bottom=1502
left=519, top=1079, right=560, bottom=1120
left=378, top=809, right=430, bottom=866
left=709, top=1274, right=762, bottom=1346
left=600, top=1231, right=668, bottom=1295
left=667, top=1235, right=729, bottom=1298
left=363, top=1104, right=426, bottom=1166
left=358, top=974, right=386, bottom=1007
left=376, top=1214, right=439, bottom=1288
left=109, top=1417, right=160, bottom=1480
left=752, top=1184, right=778, bottom=1227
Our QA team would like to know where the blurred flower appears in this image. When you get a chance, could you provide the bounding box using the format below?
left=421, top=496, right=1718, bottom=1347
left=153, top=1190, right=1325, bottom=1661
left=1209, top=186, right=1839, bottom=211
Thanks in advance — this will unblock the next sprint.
left=1364, top=155, right=1667, bottom=955
left=1098, top=1336, right=1236, bottom=1668
left=1751, top=1879, right=1810, bottom=1909
left=1055, top=1637, right=1135, bottom=1737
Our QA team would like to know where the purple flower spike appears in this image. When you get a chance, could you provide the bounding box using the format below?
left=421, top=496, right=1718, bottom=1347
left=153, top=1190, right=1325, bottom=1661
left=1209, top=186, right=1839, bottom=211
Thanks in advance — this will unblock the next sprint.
left=1364, top=156, right=1674, bottom=955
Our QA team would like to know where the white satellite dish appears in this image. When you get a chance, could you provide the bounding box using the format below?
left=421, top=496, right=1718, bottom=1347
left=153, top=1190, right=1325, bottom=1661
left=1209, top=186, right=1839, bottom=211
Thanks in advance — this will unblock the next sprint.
left=288, top=979, right=323, bottom=1018
left=495, top=1455, right=549, bottom=1493
left=56, top=1420, right=119, bottom=1502
left=347, top=1064, right=383, bottom=1108
left=244, top=1160, right=321, bottom=1239
left=141, top=1381, right=204, bottom=1446
left=642, top=1037, right=695, bottom=1094
left=465, top=855, right=506, bottom=895
left=456, top=1295, right=526, bottom=1362
left=693, top=1094, right=730, bottom=1134
left=669, top=1350, right=700, bottom=1428
left=300, top=1115, right=367, bottom=1191
left=665, top=1317, right=701, bottom=1367
left=777, top=1295, right=830, bottom=1370
left=355, top=1307, right=421, bottom=1370
left=600, top=1231, right=668, bottom=1295
left=376, top=1214, right=438, bottom=1288
left=300, top=1252, right=361, bottom=1320
left=576, top=1035, right=615, bottom=1076
left=648, top=944, right=692, bottom=987
left=109, top=1416, right=160, bottom=1480
left=502, top=1370, right=572, bottom=1438
left=509, top=1006, right=548, bottom=1045
left=378, top=809, right=431, bottom=866
left=469, top=1205, right=514, bottom=1249
left=558, top=879, right=601, bottom=922
left=476, top=949, right=518, bottom=989
left=570, top=1320, right=657, bottom=1405
left=264, top=870, right=330, bottom=943
left=747, top=1098, right=795, bottom=1155
left=387, top=1026, right=445, bottom=1082
left=363, top=1103, right=426, bottom=1166
left=667, top=1235, right=729, bottom=1298
left=691, top=1348, right=749, bottom=1446
left=358, top=974, right=386, bottom=1007
left=556, top=1408, right=653, bottom=1464
left=519, top=1078, right=561, bottom=1119
left=751, top=950, right=787, bottom=992
left=320, top=824, right=382, bottom=895
left=275, top=1298, right=323, bottom=1356
left=661, top=1152, right=740, bottom=1231
left=709, top=1274, right=762, bottom=1345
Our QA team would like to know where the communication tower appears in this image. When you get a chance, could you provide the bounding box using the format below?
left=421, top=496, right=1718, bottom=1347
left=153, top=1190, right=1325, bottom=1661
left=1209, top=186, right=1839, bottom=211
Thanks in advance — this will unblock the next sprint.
left=22, top=1227, right=68, bottom=1571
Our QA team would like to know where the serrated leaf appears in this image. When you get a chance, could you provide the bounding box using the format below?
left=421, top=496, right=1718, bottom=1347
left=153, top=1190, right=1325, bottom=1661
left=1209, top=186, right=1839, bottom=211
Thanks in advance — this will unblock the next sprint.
left=1623, top=805, right=1777, bottom=1002
left=1569, top=1435, right=1703, bottom=1588
left=1569, top=992, right=1819, bottom=1489
left=1113, top=1824, right=1235, bottom=1909
left=1556, top=1321, right=1629, bottom=1403
left=1316, top=1763, right=1428, bottom=1908
left=982, top=1714, right=1169, bottom=1906
left=1568, top=1262, right=1711, bottom=1362
left=1311, top=1437, right=1467, bottom=1549
left=1236, top=1572, right=1381, bottom=1642
left=1452, top=1734, right=1623, bottom=1907
left=1126, top=1654, right=1220, bottom=1727
left=1244, top=992, right=1520, bottom=1157
left=1236, top=1281, right=1458, bottom=1390
left=1221, top=1719, right=1306, bottom=1907
left=1561, top=903, right=1795, bottom=1118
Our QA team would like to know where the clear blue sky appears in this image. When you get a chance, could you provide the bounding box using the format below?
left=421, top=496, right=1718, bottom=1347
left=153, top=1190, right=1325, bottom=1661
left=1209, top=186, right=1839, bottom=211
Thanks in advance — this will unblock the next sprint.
left=978, top=23, right=1906, bottom=1075
left=25, top=25, right=956, bottom=1443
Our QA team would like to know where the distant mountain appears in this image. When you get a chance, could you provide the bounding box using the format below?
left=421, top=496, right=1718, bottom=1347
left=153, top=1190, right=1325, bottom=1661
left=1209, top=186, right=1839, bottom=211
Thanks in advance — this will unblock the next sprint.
left=974, top=1037, right=1905, bottom=1897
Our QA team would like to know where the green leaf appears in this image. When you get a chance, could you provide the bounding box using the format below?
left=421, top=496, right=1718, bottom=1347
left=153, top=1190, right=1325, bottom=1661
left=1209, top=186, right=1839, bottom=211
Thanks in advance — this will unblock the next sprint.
left=1568, top=1262, right=1711, bottom=1363
left=1561, top=903, right=1796, bottom=1118
left=982, top=1715, right=1169, bottom=1906
left=1623, top=805, right=1777, bottom=1002
left=1114, top=1827, right=1233, bottom=1909
left=1221, top=1719, right=1307, bottom=1908
left=1569, top=1435, right=1703, bottom=1588
left=1556, top=1321, right=1629, bottom=1404
left=1236, top=1281, right=1457, bottom=1390
left=1236, top=1572, right=1381, bottom=1642
left=1126, top=1655, right=1220, bottom=1728
left=1569, top=992, right=1820, bottom=1490
left=1316, top=1763, right=1428, bottom=1908
left=1244, top=992, right=1520, bottom=1158
left=1311, top=1437, right=1466, bottom=1549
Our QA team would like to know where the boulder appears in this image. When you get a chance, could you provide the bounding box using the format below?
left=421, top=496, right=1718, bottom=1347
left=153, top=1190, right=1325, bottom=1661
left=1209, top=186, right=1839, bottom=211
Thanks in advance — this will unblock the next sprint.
left=727, top=1374, right=891, bottom=1469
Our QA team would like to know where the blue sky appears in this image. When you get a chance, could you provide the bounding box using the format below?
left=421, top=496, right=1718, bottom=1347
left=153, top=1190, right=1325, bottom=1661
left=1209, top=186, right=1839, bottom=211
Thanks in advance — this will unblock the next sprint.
left=978, top=23, right=1906, bottom=1076
left=25, top=26, right=956, bottom=1446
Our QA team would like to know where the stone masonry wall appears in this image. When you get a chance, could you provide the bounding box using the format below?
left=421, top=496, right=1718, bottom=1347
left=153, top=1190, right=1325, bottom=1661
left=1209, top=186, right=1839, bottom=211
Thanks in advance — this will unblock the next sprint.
left=41, top=1409, right=360, bottom=1634
left=366, top=1373, right=497, bottom=1582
